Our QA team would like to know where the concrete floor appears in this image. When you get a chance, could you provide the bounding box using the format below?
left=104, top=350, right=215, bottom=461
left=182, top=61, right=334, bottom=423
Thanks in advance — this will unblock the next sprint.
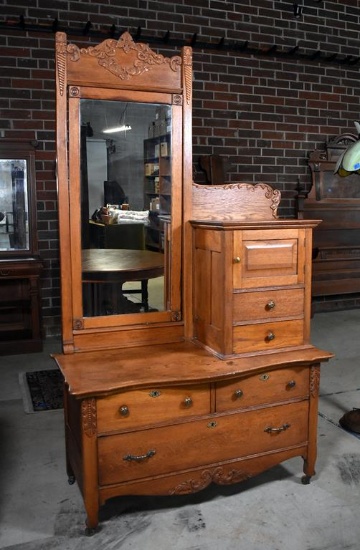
left=1, top=310, right=360, bottom=549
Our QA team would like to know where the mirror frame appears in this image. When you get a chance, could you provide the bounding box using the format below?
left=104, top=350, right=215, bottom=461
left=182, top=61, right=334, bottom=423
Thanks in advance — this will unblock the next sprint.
left=0, top=139, right=38, bottom=258
left=55, top=32, right=193, bottom=353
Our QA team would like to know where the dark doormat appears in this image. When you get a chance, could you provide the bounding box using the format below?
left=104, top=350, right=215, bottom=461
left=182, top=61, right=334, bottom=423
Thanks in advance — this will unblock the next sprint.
left=19, top=369, right=64, bottom=413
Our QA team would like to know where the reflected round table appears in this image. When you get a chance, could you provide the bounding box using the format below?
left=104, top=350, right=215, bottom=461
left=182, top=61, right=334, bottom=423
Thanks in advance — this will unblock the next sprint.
left=82, top=249, right=164, bottom=315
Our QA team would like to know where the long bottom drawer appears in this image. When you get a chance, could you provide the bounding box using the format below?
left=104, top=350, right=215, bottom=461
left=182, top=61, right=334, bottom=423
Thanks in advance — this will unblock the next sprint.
left=98, top=400, right=308, bottom=486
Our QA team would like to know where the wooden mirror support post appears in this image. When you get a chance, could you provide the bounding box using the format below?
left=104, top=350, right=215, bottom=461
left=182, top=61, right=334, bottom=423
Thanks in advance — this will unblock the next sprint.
left=53, top=33, right=332, bottom=535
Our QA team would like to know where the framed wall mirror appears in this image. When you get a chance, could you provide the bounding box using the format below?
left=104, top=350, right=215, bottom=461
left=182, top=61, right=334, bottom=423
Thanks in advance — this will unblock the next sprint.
left=55, top=31, right=192, bottom=352
left=0, top=140, right=38, bottom=256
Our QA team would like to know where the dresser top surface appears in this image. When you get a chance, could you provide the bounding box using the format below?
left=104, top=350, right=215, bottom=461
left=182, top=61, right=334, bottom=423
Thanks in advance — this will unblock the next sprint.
left=52, top=341, right=332, bottom=398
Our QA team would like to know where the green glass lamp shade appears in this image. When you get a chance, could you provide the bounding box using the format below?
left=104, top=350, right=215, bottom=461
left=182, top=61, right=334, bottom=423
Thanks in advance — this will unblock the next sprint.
left=334, top=122, right=360, bottom=176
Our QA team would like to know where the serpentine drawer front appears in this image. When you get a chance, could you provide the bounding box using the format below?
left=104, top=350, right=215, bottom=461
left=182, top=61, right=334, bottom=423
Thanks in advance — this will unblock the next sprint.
left=215, top=366, right=309, bottom=411
left=98, top=400, right=308, bottom=486
left=97, top=384, right=211, bottom=433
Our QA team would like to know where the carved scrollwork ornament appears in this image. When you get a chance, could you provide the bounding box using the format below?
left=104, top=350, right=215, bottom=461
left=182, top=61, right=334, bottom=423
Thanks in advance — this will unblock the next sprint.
left=67, top=32, right=182, bottom=82
left=310, top=365, right=320, bottom=398
left=173, top=94, right=183, bottom=105
left=82, top=398, right=97, bottom=437
left=171, top=310, right=182, bottom=322
left=69, top=86, right=80, bottom=97
left=73, top=318, right=84, bottom=330
left=183, top=46, right=193, bottom=105
left=169, top=466, right=251, bottom=495
left=55, top=32, right=67, bottom=96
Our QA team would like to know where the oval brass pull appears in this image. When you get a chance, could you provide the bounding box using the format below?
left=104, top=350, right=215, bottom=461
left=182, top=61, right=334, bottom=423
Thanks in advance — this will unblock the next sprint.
left=266, top=300, right=275, bottom=310
left=119, top=405, right=129, bottom=417
left=287, top=380, right=296, bottom=389
left=183, top=396, right=193, bottom=408
left=123, top=449, right=156, bottom=462
left=264, top=423, right=290, bottom=433
left=233, top=257, right=241, bottom=263
left=266, top=331, right=275, bottom=342
left=234, top=389, right=243, bottom=399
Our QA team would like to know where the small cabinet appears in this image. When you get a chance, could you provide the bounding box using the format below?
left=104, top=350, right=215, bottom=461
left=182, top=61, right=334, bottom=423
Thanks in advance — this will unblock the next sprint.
left=191, top=220, right=317, bottom=358
left=0, top=140, right=42, bottom=354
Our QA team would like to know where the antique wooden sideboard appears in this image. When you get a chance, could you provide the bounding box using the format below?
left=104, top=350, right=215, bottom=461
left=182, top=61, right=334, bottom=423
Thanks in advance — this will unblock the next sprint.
left=0, top=140, right=43, bottom=354
left=52, top=32, right=332, bottom=535
left=298, top=132, right=360, bottom=311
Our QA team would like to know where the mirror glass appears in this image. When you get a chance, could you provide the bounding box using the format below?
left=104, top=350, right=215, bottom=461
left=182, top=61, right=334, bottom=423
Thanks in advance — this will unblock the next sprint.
left=80, top=99, right=171, bottom=317
left=0, top=158, right=29, bottom=251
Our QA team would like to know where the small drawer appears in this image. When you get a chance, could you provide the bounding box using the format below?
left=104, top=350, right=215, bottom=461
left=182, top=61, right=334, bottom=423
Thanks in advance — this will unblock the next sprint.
left=233, top=288, right=304, bottom=322
left=215, top=366, right=309, bottom=412
left=98, top=400, right=308, bottom=486
left=97, top=384, right=211, bottom=433
left=233, top=319, right=304, bottom=354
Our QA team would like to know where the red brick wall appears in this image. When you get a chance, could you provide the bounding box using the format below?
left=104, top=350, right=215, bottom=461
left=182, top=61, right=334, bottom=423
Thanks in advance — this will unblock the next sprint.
left=1, top=1, right=360, bottom=336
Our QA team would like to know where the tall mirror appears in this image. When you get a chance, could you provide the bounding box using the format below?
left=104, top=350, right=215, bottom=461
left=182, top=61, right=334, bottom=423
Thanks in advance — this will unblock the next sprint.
left=56, top=31, right=192, bottom=351
left=80, top=99, right=171, bottom=317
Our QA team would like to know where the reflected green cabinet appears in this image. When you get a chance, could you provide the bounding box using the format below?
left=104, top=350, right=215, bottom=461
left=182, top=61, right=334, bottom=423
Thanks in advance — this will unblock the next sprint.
left=0, top=139, right=43, bottom=354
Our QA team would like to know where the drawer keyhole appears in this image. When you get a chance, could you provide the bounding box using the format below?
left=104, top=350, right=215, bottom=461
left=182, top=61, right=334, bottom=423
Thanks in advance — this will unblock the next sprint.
left=149, top=390, right=161, bottom=398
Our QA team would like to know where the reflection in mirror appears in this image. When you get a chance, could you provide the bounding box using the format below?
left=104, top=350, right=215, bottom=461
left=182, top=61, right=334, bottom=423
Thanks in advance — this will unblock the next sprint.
left=0, top=159, right=29, bottom=251
left=80, top=99, right=172, bottom=317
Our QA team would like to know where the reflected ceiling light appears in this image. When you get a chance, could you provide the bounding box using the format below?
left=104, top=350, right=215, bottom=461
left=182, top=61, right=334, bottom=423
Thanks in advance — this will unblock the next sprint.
left=335, top=121, right=360, bottom=176
left=103, top=124, right=132, bottom=134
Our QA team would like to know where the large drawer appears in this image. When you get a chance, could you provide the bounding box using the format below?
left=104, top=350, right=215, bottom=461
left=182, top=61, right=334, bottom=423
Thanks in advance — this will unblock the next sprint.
left=98, top=400, right=308, bottom=485
left=233, top=319, right=304, bottom=354
left=215, top=366, right=309, bottom=412
left=97, top=384, right=211, bottom=433
left=233, top=288, right=304, bottom=323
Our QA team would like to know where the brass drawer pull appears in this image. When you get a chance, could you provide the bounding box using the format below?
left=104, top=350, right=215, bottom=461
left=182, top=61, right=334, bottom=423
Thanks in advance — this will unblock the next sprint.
left=119, top=405, right=129, bottom=417
left=266, top=331, right=275, bottom=342
left=234, top=389, right=243, bottom=399
left=0, top=270, right=10, bottom=276
left=266, top=300, right=275, bottom=310
left=183, top=396, right=193, bottom=408
left=264, top=423, right=290, bottom=434
left=123, top=449, right=156, bottom=462
left=233, top=257, right=241, bottom=263
left=287, top=380, right=296, bottom=389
